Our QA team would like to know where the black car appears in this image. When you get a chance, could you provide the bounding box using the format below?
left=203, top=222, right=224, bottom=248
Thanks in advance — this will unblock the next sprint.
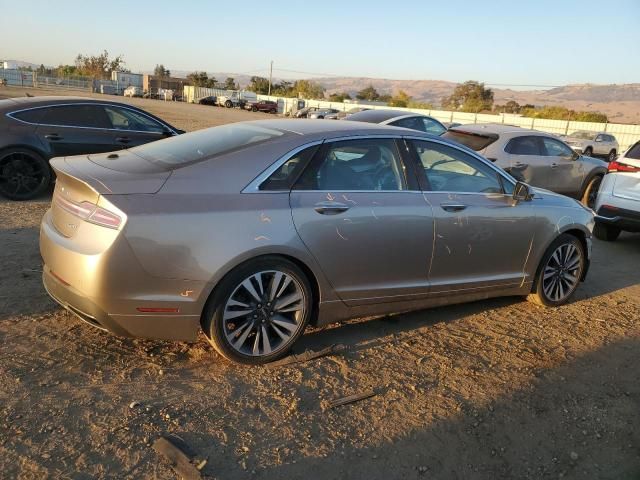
left=198, top=95, right=217, bottom=106
left=346, top=109, right=447, bottom=136
left=0, top=96, right=183, bottom=200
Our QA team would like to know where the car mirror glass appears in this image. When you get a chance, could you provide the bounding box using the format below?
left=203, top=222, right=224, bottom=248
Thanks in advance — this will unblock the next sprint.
left=513, top=181, right=531, bottom=201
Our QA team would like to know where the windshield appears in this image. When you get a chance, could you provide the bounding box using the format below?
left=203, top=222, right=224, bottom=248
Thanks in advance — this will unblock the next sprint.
left=570, top=131, right=596, bottom=140
left=441, top=130, right=499, bottom=151
left=130, top=123, right=285, bottom=168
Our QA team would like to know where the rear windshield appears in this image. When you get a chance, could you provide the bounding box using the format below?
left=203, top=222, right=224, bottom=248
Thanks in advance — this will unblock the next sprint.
left=626, top=141, right=640, bottom=160
left=131, top=123, right=284, bottom=168
left=442, top=130, right=499, bottom=151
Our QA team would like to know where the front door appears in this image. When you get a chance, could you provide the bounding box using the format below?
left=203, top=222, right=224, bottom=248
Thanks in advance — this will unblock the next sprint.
left=408, top=139, right=536, bottom=293
left=35, top=104, right=115, bottom=157
left=289, top=138, right=434, bottom=305
left=541, top=136, right=585, bottom=196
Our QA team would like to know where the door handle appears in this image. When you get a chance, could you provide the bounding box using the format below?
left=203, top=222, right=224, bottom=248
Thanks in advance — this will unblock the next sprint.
left=314, top=201, right=350, bottom=215
left=440, top=203, right=468, bottom=212
left=44, top=134, right=62, bottom=140
left=115, top=136, right=131, bottom=144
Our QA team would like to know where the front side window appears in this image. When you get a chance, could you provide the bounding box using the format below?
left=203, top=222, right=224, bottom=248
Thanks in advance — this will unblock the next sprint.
left=104, top=106, right=165, bottom=133
left=295, top=139, right=405, bottom=191
left=40, top=105, right=111, bottom=128
left=542, top=137, right=574, bottom=157
left=412, top=140, right=504, bottom=194
left=505, top=136, right=543, bottom=155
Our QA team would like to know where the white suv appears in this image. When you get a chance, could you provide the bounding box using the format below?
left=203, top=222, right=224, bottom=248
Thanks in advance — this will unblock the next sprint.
left=123, top=86, right=143, bottom=97
left=593, top=140, right=640, bottom=241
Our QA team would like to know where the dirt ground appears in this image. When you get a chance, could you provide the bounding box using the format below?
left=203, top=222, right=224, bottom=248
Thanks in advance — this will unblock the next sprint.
left=0, top=87, right=639, bottom=480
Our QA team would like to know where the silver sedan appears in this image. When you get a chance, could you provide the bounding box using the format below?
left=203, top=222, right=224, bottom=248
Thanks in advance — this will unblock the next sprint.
left=40, top=120, right=594, bottom=364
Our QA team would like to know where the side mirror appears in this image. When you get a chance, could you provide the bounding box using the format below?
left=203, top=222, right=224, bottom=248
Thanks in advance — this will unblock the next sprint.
left=513, top=181, right=532, bottom=202
left=571, top=151, right=580, bottom=161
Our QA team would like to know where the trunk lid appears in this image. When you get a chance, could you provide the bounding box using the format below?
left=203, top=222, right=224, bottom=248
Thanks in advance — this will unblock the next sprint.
left=49, top=154, right=170, bottom=238
left=612, top=156, right=640, bottom=202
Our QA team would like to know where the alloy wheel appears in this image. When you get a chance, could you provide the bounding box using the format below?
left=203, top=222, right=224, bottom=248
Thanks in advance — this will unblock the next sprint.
left=222, top=270, right=306, bottom=357
left=0, top=151, right=47, bottom=198
left=541, top=243, right=583, bottom=303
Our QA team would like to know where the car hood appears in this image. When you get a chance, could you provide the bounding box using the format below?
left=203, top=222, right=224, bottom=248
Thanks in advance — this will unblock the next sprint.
left=531, top=186, right=588, bottom=209
left=579, top=155, right=608, bottom=169
left=561, top=136, right=590, bottom=145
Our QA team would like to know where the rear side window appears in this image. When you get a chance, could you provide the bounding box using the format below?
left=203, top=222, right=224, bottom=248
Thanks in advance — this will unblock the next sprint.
left=392, top=116, right=446, bottom=136
left=10, top=108, right=46, bottom=124
left=442, top=130, right=498, bottom=151
left=260, top=145, right=319, bottom=191
left=39, top=105, right=111, bottom=128
left=131, top=123, right=284, bottom=168
left=626, top=142, right=640, bottom=160
left=505, top=136, right=543, bottom=155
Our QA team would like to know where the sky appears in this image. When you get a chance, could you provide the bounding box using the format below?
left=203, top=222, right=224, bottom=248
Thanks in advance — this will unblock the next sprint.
left=2, top=0, right=639, bottom=87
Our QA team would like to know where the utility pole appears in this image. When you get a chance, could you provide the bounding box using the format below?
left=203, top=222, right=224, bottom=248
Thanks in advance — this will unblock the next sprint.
left=268, top=60, right=273, bottom=96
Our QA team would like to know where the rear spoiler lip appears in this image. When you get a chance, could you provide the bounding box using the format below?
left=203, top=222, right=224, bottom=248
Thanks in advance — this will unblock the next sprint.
left=49, top=156, right=173, bottom=195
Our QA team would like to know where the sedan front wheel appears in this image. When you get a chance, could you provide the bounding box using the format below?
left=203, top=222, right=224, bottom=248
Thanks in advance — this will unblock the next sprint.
left=527, top=234, right=585, bottom=307
left=203, top=257, right=313, bottom=364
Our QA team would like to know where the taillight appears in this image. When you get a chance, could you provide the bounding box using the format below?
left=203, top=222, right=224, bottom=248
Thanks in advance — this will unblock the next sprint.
left=55, top=194, right=122, bottom=229
left=608, top=160, right=640, bottom=173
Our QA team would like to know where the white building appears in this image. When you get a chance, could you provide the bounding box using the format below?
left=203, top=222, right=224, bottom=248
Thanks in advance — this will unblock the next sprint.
left=1, top=61, right=19, bottom=69
left=111, top=71, right=143, bottom=88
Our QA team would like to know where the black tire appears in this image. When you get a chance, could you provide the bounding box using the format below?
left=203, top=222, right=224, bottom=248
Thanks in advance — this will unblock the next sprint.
left=225, top=101, right=233, bottom=108
left=251, top=105, right=258, bottom=112
left=270, top=109, right=277, bottom=114
left=593, top=223, right=621, bottom=242
left=608, top=149, right=617, bottom=162
left=527, top=233, right=585, bottom=307
left=202, top=256, right=313, bottom=365
left=580, top=175, right=602, bottom=209
left=583, top=147, right=593, bottom=157
left=0, top=148, right=51, bottom=201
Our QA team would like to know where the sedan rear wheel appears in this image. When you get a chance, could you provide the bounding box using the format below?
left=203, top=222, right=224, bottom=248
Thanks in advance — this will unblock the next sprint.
left=527, top=234, right=585, bottom=307
left=580, top=175, right=602, bottom=209
left=0, top=148, right=51, bottom=200
left=203, top=258, right=312, bottom=364
left=608, top=149, right=617, bottom=162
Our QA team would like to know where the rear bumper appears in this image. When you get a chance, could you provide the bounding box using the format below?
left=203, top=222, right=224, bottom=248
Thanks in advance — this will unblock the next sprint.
left=596, top=205, right=640, bottom=232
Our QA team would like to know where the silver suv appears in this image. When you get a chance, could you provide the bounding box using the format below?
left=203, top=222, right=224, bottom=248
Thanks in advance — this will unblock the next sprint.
left=561, top=131, right=619, bottom=162
left=443, top=124, right=608, bottom=208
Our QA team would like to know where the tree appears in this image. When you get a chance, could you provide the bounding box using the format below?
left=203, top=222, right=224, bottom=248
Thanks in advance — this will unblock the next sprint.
left=442, top=80, right=494, bottom=112
left=288, top=80, right=324, bottom=99
left=187, top=71, right=217, bottom=88
left=271, top=80, right=293, bottom=96
left=75, top=50, right=126, bottom=79
left=224, top=77, right=238, bottom=90
left=356, top=85, right=381, bottom=101
left=247, top=76, right=271, bottom=94
left=56, top=64, right=78, bottom=77
left=495, top=100, right=521, bottom=114
left=154, top=64, right=170, bottom=77
left=388, top=90, right=412, bottom=108
left=328, top=92, right=351, bottom=102
left=520, top=105, right=608, bottom=123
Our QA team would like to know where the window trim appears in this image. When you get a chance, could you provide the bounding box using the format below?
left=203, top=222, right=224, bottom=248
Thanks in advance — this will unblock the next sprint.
left=7, top=102, right=177, bottom=135
left=405, top=135, right=516, bottom=195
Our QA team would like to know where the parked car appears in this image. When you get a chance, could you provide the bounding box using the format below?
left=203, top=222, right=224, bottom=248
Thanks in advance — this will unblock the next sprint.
left=245, top=100, right=278, bottom=113
left=99, top=85, right=118, bottom=95
left=308, top=108, right=340, bottom=119
left=198, top=96, right=217, bottom=106
left=218, top=91, right=258, bottom=108
left=561, top=131, right=619, bottom=161
left=123, top=86, right=143, bottom=98
left=592, top=140, right=640, bottom=241
left=346, top=109, right=447, bottom=136
left=0, top=96, right=183, bottom=200
left=293, top=107, right=319, bottom=118
left=40, top=119, right=594, bottom=365
left=443, top=124, right=608, bottom=208
left=324, top=107, right=371, bottom=120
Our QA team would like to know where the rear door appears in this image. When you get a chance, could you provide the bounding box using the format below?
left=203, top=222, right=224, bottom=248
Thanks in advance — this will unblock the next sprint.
left=502, top=135, right=551, bottom=187
left=541, top=136, right=585, bottom=195
left=289, top=137, right=434, bottom=305
left=35, top=104, right=115, bottom=157
left=103, top=105, right=172, bottom=149
left=408, top=138, right=535, bottom=293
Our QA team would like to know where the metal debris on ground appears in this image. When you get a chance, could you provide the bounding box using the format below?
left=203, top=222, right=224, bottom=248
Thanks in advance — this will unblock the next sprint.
left=328, top=390, right=377, bottom=409
left=152, top=435, right=202, bottom=480
left=267, top=344, right=346, bottom=368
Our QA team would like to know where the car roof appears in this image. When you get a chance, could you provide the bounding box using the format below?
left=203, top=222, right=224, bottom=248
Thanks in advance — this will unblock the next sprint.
left=240, top=118, right=420, bottom=138
left=449, top=123, right=539, bottom=136
left=0, top=96, right=140, bottom=112
left=346, top=109, right=431, bottom=123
